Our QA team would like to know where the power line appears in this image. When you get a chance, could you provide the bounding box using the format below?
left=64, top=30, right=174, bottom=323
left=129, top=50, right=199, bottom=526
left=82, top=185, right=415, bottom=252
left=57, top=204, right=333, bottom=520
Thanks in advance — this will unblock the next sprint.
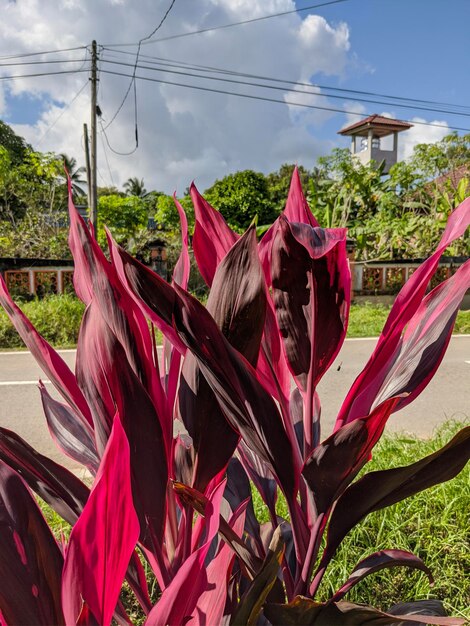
left=36, top=79, right=89, bottom=146
left=0, top=69, right=89, bottom=81
left=100, top=57, right=470, bottom=119
left=103, top=0, right=177, bottom=132
left=102, top=0, right=177, bottom=155
left=98, top=121, right=116, bottom=186
left=103, top=0, right=349, bottom=47
left=0, top=46, right=86, bottom=61
left=103, top=48, right=470, bottom=114
left=0, top=58, right=87, bottom=68
left=99, top=68, right=470, bottom=133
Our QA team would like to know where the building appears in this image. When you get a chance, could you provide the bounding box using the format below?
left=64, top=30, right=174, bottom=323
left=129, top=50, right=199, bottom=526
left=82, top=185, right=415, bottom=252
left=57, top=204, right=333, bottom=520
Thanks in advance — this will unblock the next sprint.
left=338, top=114, right=413, bottom=174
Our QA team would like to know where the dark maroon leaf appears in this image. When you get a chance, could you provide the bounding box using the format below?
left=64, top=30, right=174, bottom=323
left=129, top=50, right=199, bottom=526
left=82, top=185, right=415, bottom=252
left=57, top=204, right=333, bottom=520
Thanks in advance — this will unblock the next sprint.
left=331, top=550, right=433, bottom=602
left=69, top=196, right=168, bottom=439
left=114, top=242, right=298, bottom=503
left=173, top=282, right=299, bottom=503
left=302, top=398, right=400, bottom=515
left=271, top=216, right=350, bottom=390
left=39, top=382, right=99, bottom=473
left=264, top=598, right=463, bottom=625
left=0, top=462, right=64, bottom=625
left=320, top=426, right=470, bottom=573
left=225, top=459, right=262, bottom=552
left=0, top=427, right=89, bottom=526
left=388, top=600, right=448, bottom=625
left=76, top=301, right=168, bottom=550
left=179, top=227, right=266, bottom=492
left=271, top=217, right=350, bottom=454
left=231, top=525, right=285, bottom=626
left=238, top=440, right=278, bottom=523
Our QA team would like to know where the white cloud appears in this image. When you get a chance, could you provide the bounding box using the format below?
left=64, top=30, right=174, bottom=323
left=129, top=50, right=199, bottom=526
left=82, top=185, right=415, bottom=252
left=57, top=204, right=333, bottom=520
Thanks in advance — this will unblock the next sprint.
left=0, top=0, right=353, bottom=192
left=398, top=117, right=449, bottom=161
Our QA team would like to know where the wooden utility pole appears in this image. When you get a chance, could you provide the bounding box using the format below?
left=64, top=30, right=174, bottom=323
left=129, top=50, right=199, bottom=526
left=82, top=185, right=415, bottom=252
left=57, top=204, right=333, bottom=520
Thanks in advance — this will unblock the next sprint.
left=90, top=40, right=98, bottom=232
left=83, top=123, right=91, bottom=213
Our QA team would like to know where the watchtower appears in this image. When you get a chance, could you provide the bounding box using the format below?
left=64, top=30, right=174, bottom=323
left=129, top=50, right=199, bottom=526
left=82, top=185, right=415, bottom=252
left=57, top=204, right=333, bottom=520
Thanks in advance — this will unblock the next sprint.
left=338, top=114, right=413, bottom=174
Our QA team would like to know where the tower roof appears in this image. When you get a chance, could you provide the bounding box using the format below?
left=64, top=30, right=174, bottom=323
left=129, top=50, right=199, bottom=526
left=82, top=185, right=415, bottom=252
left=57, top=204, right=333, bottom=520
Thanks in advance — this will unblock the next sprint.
left=338, top=114, right=413, bottom=137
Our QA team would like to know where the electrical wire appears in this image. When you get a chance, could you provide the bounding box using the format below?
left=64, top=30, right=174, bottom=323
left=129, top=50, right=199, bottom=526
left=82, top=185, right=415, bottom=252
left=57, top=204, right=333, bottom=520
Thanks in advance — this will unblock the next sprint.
left=98, top=121, right=116, bottom=186
left=0, top=45, right=87, bottom=61
left=100, top=57, right=470, bottom=119
left=36, top=79, right=89, bottom=146
left=102, top=47, right=470, bottom=113
left=101, top=0, right=177, bottom=156
left=99, top=68, right=470, bottom=133
left=103, top=0, right=349, bottom=47
left=0, top=69, right=89, bottom=81
left=0, top=58, right=90, bottom=69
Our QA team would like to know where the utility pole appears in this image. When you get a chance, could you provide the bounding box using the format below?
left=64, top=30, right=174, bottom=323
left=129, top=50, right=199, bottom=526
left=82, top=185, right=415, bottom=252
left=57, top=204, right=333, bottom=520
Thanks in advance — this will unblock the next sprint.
left=90, top=40, right=98, bottom=232
left=83, top=123, right=91, bottom=213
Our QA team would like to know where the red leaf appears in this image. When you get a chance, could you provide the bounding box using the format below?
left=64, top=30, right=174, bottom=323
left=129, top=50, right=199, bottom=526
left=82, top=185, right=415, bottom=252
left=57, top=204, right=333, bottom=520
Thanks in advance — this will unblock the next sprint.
left=190, top=182, right=239, bottom=286
left=336, top=197, right=470, bottom=429
left=0, top=462, right=64, bottom=625
left=145, top=480, right=226, bottom=626
left=62, top=415, right=140, bottom=626
left=331, top=549, right=433, bottom=602
left=0, top=427, right=89, bottom=526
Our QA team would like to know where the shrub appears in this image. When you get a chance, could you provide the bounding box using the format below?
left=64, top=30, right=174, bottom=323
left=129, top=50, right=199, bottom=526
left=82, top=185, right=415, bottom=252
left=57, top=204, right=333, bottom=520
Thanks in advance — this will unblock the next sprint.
left=0, top=170, right=469, bottom=625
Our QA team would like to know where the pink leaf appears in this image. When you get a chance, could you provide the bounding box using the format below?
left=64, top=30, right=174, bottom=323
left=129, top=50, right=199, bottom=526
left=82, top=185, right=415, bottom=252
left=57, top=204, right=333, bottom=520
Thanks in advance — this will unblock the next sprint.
left=62, top=415, right=140, bottom=626
left=190, top=182, right=239, bottom=286
left=145, top=480, right=226, bottom=626
left=336, top=197, right=470, bottom=429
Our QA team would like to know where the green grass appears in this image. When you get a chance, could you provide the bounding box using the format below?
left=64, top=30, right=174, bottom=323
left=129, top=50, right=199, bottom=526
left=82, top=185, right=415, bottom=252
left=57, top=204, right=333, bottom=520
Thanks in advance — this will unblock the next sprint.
left=1, top=295, right=469, bottom=350
left=253, top=421, right=470, bottom=619
left=348, top=302, right=470, bottom=337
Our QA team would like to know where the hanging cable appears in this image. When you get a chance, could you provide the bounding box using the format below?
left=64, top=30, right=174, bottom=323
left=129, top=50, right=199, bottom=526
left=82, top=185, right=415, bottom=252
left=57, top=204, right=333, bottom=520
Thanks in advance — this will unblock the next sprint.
left=36, top=79, right=89, bottom=146
left=102, top=0, right=177, bottom=149
left=103, top=0, right=349, bottom=47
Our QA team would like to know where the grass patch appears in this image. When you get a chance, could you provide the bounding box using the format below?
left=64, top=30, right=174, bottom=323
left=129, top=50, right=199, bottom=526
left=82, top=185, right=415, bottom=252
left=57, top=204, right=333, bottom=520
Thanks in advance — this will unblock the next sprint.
left=253, top=421, right=469, bottom=618
left=348, top=302, right=470, bottom=337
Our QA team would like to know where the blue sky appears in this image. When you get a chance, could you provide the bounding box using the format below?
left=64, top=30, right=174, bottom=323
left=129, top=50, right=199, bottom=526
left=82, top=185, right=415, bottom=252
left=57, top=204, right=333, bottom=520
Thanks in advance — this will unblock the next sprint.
left=0, top=0, right=468, bottom=191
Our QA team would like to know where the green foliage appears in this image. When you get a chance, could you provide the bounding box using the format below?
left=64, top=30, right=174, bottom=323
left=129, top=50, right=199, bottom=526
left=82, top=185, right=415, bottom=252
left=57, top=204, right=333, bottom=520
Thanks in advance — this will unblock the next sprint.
left=97, top=194, right=149, bottom=248
left=0, top=119, right=30, bottom=164
left=266, top=163, right=314, bottom=211
left=124, top=177, right=147, bottom=197
left=203, top=169, right=277, bottom=232
left=0, top=294, right=85, bottom=348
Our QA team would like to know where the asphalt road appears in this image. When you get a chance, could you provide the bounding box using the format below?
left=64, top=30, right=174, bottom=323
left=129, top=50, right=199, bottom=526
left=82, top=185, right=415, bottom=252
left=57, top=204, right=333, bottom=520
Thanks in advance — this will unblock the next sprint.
left=0, top=337, right=468, bottom=472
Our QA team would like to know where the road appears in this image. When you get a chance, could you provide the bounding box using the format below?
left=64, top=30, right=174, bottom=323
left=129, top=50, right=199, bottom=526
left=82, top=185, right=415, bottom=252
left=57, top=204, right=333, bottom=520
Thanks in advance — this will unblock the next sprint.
left=0, top=337, right=468, bottom=472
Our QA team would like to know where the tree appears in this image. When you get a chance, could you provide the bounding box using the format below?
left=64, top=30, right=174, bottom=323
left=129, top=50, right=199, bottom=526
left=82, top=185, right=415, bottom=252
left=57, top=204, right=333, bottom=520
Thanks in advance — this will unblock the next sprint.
left=0, top=120, right=30, bottom=164
left=60, top=154, right=86, bottom=199
left=203, top=170, right=276, bottom=232
left=124, top=177, right=147, bottom=197
left=97, top=194, right=149, bottom=249
left=266, top=163, right=314, bottom=210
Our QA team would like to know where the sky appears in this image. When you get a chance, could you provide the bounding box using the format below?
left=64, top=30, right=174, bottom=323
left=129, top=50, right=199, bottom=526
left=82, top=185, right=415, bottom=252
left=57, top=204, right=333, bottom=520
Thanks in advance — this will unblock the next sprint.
left=1, top=0, right=469, bottom=193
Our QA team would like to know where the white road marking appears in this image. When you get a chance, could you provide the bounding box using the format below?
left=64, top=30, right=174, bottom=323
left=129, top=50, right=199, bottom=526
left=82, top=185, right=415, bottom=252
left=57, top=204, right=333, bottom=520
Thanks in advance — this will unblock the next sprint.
left=0, top=380, right=52, bottom=386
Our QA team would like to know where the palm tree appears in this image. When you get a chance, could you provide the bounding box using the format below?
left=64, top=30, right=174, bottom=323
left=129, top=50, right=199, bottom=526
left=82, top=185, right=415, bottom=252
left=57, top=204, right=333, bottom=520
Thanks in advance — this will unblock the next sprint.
left=124, top=177, right=147, bottom=197
left=61, top=154, right=86, bottom=198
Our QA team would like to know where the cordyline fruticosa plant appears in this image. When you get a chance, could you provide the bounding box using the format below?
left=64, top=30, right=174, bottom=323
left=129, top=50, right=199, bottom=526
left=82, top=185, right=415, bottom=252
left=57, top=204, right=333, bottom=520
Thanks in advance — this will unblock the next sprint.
left=0, top=169, right=469, bottom=626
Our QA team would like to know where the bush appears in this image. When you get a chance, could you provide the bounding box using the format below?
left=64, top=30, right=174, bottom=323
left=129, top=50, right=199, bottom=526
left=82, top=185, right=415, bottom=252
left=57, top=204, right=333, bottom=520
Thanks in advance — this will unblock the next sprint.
left=0, top=170, right=468, bottom=625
